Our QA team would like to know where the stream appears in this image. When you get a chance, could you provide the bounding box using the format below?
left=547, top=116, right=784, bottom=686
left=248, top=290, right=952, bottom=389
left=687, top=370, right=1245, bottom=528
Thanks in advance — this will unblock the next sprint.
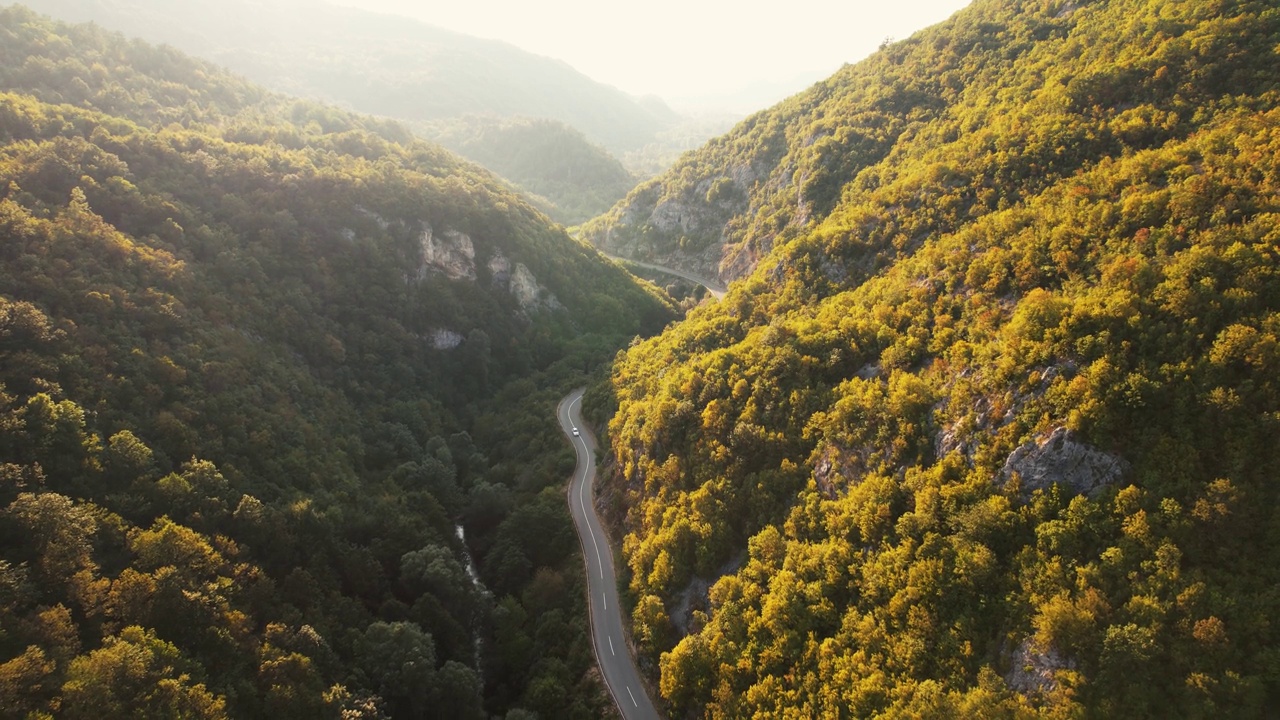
left=455, top=524, right=489, bottom=674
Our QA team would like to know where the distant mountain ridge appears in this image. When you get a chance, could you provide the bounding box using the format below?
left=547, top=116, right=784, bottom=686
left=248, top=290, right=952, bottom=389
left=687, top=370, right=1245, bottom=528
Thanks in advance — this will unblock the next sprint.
left=12, top=0, right=694, bottom=223
left=16, top=0, right=675, bottom=154
left=427, top=117, right=639, bottom=226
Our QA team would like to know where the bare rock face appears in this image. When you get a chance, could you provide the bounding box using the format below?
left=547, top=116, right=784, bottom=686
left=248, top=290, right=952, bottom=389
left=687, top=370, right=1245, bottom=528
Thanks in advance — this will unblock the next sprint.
left=509, top=263, right=542, bottom=309
left=812, top=449, right=841, bottom=500
left=487, top=251, right=511, bottom=287
left=418, top=231, right=561, bottom=312
left=671, top=576, right=713, bottom=637
left=1001, top=426, right=1126, bottom=499
left=420, top=225, right=476, bottom=281
left=486, top=250, right=560, bottom=311
left=512, top=264, right=564, bottom=312
left=671, top=552, right=745, bottom=637
left=1005, top=637, right=1074, bottom=695
left=429, top=329, right=464, bottom=350
left=812, top=443, right=865, bottom=500
left=593, top=163, right=762, bottom=285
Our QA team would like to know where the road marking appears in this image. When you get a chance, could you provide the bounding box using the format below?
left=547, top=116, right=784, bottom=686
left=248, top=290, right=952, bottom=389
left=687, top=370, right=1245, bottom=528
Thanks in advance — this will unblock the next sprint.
left=565, top=391, right=650, bottom=718
left=570, top=396, right=605, bottom=580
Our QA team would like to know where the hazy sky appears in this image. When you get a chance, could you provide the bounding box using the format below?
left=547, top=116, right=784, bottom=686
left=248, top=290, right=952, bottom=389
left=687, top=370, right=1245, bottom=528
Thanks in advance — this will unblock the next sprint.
left=334, top=0, right=973, bottom=111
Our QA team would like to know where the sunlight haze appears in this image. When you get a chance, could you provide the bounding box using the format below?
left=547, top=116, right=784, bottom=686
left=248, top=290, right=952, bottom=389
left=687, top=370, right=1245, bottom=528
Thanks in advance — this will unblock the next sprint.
left=333, top=0, right=973, bottom=111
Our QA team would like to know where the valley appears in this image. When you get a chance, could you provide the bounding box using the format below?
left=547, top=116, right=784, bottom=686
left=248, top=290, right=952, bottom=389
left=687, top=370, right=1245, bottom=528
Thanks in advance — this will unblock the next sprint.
left=603, top=255, right=727, bottom=301
left=0, top=7, right=670, bottom=717
left=2, top=0, right=1279, bottom=718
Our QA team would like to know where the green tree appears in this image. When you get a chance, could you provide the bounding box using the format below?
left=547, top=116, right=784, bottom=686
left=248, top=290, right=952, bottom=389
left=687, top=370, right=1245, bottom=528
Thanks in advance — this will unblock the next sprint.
left=60, top=626, right=227, bottom=719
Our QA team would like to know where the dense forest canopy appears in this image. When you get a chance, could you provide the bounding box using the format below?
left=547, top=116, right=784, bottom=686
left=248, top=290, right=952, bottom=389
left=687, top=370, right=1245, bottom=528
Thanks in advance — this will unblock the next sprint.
left=592, top=0, right=1280, bottom=716
left=0, top=7, right=673, bottom=718
left=583, top=0, right=1279, bottom=289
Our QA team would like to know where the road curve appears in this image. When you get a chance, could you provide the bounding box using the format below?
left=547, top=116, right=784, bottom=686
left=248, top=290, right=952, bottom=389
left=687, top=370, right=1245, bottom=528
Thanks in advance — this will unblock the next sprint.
left=558, top=389, right=662, bottom=720
left=603, top=253, right=727, bottom=300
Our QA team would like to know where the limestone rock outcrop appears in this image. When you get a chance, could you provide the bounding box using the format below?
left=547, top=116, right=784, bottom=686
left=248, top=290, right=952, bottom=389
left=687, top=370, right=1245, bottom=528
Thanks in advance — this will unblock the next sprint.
left=1005, top=637, right=1074, bottom=695
left=420, top=225, right=476, bottom=281
left=1001, top=426, right=1126, bottom=499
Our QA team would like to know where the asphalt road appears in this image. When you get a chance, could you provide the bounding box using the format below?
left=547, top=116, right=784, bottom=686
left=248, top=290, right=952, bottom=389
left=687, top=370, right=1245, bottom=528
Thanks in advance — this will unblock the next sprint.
left=558, top=390, right=662, bottom=720
left=603, top=253, right=727, bottom=300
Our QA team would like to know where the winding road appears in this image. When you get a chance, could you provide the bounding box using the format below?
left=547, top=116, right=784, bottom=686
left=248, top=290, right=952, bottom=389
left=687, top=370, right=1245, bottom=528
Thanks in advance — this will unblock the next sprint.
left=603, top=253, right=727, bottom=300
left=558, top=390, right=662, bottom=720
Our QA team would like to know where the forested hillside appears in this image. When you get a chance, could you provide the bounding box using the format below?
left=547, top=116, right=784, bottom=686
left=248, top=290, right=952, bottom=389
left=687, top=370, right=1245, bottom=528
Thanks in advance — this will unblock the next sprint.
left=13, top=0, right=683, bottom=222
left=592, top=0, right=1280, bottom=716
left=428, top=117, right=639, bottom=225
left=584, top=0, right=1277, bottom=289
left=16, top=0, right=674, bottom=153
left=0, top=7, right=672, bottom=718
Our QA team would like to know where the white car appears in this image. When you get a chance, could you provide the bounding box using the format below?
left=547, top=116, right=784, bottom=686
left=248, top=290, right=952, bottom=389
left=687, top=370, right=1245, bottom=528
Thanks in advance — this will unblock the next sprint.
left=572, top=427, right=580, bottom=437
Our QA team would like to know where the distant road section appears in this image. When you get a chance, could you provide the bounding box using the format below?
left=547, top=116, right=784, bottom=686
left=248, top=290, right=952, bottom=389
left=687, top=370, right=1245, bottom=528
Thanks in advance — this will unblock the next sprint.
left=604, top=253, right=727, bottom=299
left=558, top=390, right=663, bottom=720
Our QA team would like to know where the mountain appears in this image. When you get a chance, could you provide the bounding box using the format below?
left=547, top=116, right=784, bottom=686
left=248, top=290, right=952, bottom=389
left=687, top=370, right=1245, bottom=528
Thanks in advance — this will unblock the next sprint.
left=18, top=0, right=674, bottom=153
left=14, top=0, right=684, bottom=221
left=589, top=0, right=1280, bottom=716
left=427, top=117, right=639, bottom=225
left=0, top=6, right=673, bottom=718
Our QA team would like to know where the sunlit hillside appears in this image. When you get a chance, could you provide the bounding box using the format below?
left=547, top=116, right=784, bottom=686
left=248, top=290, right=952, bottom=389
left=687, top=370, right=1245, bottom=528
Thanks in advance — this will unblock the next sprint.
left=591, top=0, right=1280, bottom=715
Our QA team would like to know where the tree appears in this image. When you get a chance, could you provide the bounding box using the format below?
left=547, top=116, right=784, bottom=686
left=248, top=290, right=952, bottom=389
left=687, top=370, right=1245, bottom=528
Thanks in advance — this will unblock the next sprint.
left=435, top=660, right=484, bottom=720
left=400, top=544, right=470, bottom=611
left=60, top=626, right=227, bottom=719
left=104, top=430, right=155, bottom=487
left=3, top=492, right=98, bottom=596
left=354, top=621, right=437, bottom=720
left=0, top=645, right=55, bottom=718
